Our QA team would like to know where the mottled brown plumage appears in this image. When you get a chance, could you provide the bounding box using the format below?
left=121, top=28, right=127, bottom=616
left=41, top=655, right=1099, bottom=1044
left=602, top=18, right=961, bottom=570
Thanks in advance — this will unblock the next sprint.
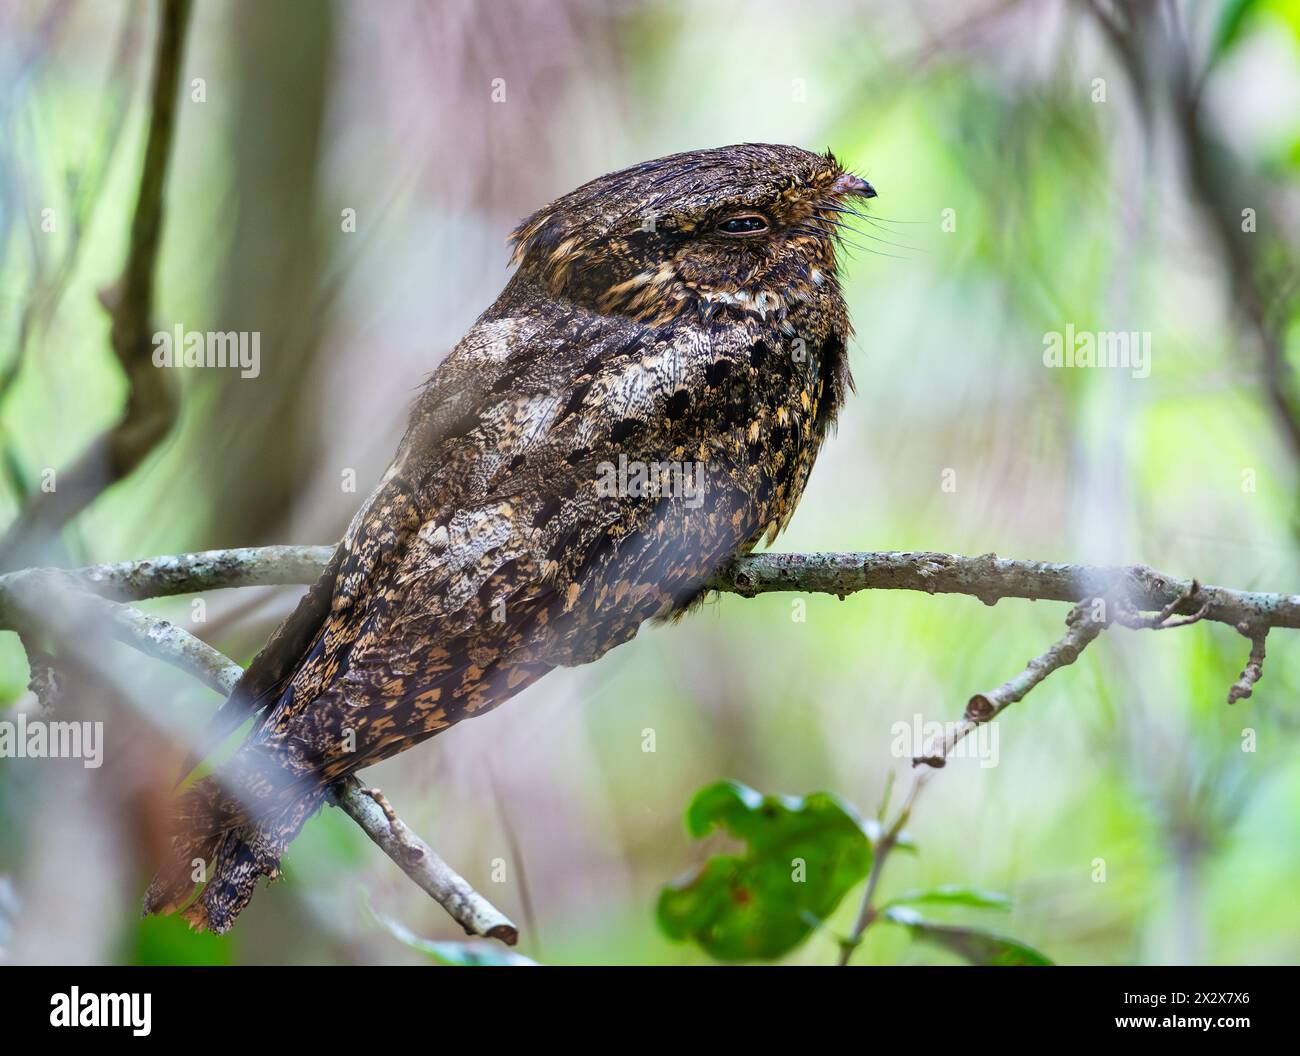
left=145, top=143, right=875, bottom=932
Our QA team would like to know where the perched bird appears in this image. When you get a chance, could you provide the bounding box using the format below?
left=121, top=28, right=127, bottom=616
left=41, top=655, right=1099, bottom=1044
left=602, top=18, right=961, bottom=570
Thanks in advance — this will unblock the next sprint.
left=145, top=143, right=875, bottom=932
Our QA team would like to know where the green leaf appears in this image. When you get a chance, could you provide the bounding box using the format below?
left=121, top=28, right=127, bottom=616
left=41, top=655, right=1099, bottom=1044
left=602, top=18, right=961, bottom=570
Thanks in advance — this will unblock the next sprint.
left=658, top=780, right=872, bottom=961
left=369, top=903, right=537, bottom=966
left=884, top=885, right=1012, bottom=911
left=882, top=905, right=1053, bottom=965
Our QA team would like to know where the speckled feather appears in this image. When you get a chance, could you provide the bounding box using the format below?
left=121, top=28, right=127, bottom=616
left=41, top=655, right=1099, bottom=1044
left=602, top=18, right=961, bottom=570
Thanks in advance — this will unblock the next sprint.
left=144, top=143, right=873, bottom=932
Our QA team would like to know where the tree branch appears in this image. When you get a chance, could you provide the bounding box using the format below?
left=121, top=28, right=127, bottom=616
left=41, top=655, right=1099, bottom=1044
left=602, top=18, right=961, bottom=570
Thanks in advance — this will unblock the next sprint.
left=0, top=0, right=192, bottom=570
left=7, top=543, right=1290, bottom=706
left=0, top=566, right=518, bottom=945
left=959, top=600, right=1108, bottom=738
left=326, top=779, right=518, bottom=946
left=838, top=599, right=1110, bottom=964
left=3, top=541, right=1293, bottom=952
left=66, top=543, right=339, bottom=603
left=715, top=551, right=1300, bottom=632
left=19, top=544, right=1300, bottom=635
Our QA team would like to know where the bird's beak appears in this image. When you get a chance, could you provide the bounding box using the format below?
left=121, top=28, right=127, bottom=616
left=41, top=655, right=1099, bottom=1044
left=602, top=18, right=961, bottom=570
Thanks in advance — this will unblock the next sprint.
left=832, top=172, right=877, bottom=199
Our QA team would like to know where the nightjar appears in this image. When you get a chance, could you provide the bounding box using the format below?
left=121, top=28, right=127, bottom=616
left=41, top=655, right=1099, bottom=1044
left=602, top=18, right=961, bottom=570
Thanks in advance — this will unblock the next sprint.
left=145, top=143, right=876, bottom=932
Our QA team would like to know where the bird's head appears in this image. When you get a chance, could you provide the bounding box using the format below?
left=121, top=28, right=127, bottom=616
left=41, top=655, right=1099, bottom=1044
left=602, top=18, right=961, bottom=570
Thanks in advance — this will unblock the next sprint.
left=508, top=143, right=875, bottom=327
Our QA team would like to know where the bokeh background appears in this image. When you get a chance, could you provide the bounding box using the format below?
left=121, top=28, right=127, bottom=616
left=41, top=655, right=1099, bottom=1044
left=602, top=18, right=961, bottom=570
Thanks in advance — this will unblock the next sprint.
left=1, top=0, right=1299, bottom=965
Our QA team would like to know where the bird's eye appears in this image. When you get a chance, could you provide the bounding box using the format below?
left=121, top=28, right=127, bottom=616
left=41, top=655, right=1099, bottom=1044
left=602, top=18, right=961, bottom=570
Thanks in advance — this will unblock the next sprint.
left=715, top=213, right=769, bottom=236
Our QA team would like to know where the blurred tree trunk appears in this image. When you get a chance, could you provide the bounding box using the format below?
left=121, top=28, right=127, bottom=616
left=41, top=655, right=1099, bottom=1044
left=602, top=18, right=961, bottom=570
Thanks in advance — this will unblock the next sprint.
left=197, top=0, right=335, bottom=546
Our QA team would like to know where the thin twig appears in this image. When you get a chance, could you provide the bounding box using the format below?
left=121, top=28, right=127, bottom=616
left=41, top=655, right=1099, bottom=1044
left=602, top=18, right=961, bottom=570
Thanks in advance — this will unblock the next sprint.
left=1228, top=626, right=1268, bottom=705
left=958, top=601, right=1109, bottom=738
left=0, top=571, right=517, bottom=944
left=838, top=601, right=1110, bottom=964
left=0, top=0, right=192, bottom=569
left=487, top=765, right=540, bottom=959
left=837, top=775, right=926, bottom=966
left=1112, top=579, right=1208, bottom=630
left=327, top=778, right=519, bottom=945
left=0, top=568, right=240, bottom=695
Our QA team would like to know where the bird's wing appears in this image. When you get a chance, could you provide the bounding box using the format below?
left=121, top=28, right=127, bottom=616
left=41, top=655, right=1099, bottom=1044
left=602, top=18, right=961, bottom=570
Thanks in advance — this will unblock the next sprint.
left=182, top=544, right=344, bottom=772
left=189, top=310, right=541, bottom=769
left=247, top=296, right=772, bottom=782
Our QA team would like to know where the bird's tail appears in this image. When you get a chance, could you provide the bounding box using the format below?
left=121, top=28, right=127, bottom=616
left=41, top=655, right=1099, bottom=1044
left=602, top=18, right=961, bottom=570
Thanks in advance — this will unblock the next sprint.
left=143, top=764, right=325, bottom=934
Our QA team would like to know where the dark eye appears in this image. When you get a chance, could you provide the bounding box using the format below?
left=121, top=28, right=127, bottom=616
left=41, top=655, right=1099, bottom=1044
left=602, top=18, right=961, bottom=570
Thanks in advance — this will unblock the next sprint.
left=715, top=213, right=769, bottom=236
